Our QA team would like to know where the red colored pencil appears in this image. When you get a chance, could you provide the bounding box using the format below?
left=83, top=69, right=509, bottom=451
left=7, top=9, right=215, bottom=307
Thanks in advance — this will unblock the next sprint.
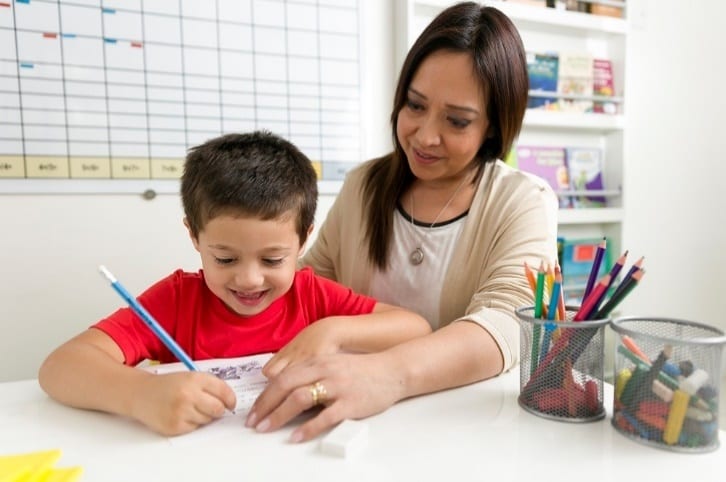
left=574, top=274, right=611, bottom=321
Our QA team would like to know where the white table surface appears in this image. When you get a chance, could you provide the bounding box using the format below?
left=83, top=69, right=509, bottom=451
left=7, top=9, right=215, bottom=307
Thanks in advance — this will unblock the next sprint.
left=1, top=370, right=723, bottom=481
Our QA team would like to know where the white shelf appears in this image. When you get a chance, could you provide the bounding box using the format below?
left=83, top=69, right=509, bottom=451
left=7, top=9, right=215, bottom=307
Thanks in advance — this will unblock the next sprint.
left=524, top=110, right=624, bottom=131
left=412, top=0, right=627, bottom=35
left=491, top=1, right=627, bottom=34
left=558, top=208, right=623, bottom=225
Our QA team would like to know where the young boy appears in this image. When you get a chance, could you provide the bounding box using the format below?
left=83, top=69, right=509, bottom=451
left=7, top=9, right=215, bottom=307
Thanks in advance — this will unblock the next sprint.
left=38, top=131, right=430, bottom=436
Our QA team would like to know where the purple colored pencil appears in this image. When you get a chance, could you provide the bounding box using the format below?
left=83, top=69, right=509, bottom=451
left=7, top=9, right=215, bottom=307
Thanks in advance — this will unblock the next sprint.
left=583, top=237, right=607, bottom=301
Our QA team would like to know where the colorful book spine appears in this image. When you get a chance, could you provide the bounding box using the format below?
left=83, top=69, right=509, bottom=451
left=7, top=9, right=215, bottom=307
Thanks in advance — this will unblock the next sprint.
left=526, top=51, right=559, bottom=110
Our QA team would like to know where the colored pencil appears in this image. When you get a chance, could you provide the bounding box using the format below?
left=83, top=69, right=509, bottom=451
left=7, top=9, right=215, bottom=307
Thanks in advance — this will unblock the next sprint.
left=589, top=250, right=628, bottom=316
left=554, top=263, right=566, bottom=321
left=583, top=237, right=606, bottom=300
left=610, top=256, right=644, bottom=301
left=574, top=274, right=611, bottom=321
left=530, top=261, right=546, bottom=375
left=98, top=265, right=198, bottom=371
left=524, top=261, right=548, bottom=318
left=534, top=261, right=546, bottom=319
left=545, top=263, right=555, bottom=300
left=593, top=269, right=645, bottom=319
left=538, top=271, right=562, bottom=363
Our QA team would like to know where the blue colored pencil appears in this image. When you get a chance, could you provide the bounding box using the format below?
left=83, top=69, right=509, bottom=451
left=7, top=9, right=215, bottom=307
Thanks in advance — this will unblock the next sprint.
left=539, top=272, right=561, bottom=364
left=98, top=265, right=198, bottom=371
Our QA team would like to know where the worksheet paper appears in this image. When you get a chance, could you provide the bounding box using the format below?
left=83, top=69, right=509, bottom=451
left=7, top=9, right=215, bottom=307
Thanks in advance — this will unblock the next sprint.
left=142, top=352, right=273, bottom=415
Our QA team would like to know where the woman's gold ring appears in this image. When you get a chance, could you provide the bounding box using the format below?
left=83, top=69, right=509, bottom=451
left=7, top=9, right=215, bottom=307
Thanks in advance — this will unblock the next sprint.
left=309, top=381, right=327, bottom=406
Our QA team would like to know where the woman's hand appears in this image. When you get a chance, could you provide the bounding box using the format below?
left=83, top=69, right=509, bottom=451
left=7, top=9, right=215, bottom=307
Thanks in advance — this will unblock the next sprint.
left=247, top=352, right=405, bottom=442
left=262, top=319, right=341, bottom=378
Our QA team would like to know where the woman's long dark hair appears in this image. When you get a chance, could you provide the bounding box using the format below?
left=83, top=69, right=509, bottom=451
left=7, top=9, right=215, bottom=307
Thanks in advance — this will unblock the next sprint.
left=362, top=2, right=529, bottom=269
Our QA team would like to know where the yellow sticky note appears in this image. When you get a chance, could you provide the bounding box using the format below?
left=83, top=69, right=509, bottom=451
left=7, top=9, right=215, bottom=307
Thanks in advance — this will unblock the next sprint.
left=0, top=449, right=62, bottom=482
left=38, top=467, right=84, bottom=482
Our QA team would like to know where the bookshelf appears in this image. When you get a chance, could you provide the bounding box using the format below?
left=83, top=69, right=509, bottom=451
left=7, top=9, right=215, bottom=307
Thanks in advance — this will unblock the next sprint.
left=395, top=0, right=628, bottom=255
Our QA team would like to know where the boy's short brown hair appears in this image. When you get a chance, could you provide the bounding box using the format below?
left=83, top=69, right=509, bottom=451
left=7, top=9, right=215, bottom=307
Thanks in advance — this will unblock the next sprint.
left=181, top=131, right=318, bottom=243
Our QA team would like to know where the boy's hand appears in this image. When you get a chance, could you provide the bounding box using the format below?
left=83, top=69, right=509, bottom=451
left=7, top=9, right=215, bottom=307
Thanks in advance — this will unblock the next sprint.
left=131, top=371, right=237, bottom=436
left=263, top=319, right=340, bottom=378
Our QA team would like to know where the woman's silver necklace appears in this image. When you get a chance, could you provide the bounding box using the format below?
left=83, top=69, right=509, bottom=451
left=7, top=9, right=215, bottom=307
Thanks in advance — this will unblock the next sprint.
left=408, top=177, right=468, bottom=266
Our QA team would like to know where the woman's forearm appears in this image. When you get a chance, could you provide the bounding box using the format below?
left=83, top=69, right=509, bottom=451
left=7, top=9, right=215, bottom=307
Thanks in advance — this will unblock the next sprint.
left=383, top=321, right=504, bottom=401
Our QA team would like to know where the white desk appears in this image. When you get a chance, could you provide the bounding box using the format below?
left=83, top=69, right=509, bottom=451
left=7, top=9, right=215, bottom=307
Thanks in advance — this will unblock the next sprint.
left=1, top=370, right=723, bottom=481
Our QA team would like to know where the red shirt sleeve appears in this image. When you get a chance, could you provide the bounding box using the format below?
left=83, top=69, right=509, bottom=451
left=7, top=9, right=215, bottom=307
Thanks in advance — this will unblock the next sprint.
left=93, top=271, right=186, bottom=365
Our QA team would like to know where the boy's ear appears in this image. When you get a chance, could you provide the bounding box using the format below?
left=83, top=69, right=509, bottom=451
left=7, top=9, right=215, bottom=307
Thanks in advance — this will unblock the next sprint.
left=183, top=218, right=201, bottom=252
left=298, top=224, right=315, bottom=256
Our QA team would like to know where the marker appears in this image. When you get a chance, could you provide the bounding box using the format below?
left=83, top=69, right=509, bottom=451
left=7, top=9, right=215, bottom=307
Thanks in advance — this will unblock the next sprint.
left=98, top=265, right=198, bottom=371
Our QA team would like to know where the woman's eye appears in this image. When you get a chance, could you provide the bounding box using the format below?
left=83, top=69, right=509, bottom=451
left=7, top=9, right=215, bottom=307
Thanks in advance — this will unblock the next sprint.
left=449, top=117, right=471, bottom=128
left=405, top=99, right=424, bottom=111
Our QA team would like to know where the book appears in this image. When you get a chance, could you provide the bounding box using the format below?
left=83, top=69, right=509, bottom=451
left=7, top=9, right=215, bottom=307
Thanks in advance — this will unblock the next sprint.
left=143, top=352, right=273, bottom=415
left=507, top=145, right=572, bottom=208
left=590, top=3, right=624, bottom=18
left=593, top=58, right=616, bottom=114
left=560, top=237, right=612, bottom=306
left=526, top=51, right=559, bottom=110
left=566, top=146, right=606, bottom=207
left=557, top=52, right=594, bottom=113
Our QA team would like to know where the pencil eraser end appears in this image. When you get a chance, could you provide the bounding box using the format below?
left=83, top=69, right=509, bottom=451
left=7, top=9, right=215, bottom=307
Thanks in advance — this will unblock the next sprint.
left=319, top=419, right=368, bottom=458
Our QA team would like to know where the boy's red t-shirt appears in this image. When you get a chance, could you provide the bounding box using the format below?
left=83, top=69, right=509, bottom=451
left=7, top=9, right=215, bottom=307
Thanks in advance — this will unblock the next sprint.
left=93, top=267, right=376, bottom=365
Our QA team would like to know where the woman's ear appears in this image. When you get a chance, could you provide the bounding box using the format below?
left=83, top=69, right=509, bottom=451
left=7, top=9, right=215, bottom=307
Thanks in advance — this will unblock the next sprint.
left=183, top=218, right=201, bottom=252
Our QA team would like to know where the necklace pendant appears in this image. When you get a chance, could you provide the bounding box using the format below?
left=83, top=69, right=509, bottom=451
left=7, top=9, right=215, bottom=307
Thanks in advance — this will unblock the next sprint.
left=410, top=247, right=424, bottom=265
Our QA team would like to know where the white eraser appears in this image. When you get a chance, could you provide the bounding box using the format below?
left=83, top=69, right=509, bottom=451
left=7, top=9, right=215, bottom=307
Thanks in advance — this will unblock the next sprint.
left=320, top=419, right=368, bottom=458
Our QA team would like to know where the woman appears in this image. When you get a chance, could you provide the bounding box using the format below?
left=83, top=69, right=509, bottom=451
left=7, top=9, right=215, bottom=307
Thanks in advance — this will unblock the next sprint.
left=246, top=1, right=558, bottom=442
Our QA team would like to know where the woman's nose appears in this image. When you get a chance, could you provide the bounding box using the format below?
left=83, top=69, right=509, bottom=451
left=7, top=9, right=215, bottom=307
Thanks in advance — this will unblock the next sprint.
left=415, top=114, right=442, bottom=147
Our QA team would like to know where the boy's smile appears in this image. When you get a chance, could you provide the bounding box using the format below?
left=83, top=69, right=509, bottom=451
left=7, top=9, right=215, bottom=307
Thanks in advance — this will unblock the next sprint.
left=190, top=213, right=304, bottom=317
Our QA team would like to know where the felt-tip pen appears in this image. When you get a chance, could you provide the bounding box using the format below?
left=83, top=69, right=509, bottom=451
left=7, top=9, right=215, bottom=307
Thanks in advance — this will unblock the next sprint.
left=98, top=265, right=198, bottom=371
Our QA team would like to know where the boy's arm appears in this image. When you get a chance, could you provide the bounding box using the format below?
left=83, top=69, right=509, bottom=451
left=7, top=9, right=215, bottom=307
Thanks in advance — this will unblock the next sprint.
left=335, top=302, right=432, bottom=353
left=38, top=328, right=236, bottom=435
left=263, top=303, right=431, bottom=377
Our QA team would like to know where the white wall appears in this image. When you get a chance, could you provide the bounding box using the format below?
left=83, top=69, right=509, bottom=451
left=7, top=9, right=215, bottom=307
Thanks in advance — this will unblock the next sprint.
left=2, top=0, right=726, bottom=382
left=620, top=0, right=726, bottom=342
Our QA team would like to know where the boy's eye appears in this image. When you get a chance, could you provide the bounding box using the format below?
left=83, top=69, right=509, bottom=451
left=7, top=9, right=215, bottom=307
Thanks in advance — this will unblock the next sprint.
left=263, top=258, right=284, bottom=267
left=214, top=257, right=235, bottom=265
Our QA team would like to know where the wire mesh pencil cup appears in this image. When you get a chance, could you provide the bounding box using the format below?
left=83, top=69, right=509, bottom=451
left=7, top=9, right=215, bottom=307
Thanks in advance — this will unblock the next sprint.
left=610, top=317, right=726, bottom=452
left=517, top=305, right=609, bottom=422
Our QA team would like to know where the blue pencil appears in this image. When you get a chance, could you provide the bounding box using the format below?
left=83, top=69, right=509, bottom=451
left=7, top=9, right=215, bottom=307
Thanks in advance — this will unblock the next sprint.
left=98, top=265, right=198, bottom=371
left=539, top=273, right=561, bottom=364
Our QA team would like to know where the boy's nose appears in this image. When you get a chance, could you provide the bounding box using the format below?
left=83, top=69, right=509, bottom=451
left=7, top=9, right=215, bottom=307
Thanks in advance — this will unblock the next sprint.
left=233, top=266, right=264, bottom=289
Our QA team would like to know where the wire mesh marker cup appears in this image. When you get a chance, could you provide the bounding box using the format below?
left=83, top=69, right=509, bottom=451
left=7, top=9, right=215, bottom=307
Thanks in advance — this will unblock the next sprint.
left=517, top=305, right=609, bottom=422
left=610, top=317, right=726, bottom=452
